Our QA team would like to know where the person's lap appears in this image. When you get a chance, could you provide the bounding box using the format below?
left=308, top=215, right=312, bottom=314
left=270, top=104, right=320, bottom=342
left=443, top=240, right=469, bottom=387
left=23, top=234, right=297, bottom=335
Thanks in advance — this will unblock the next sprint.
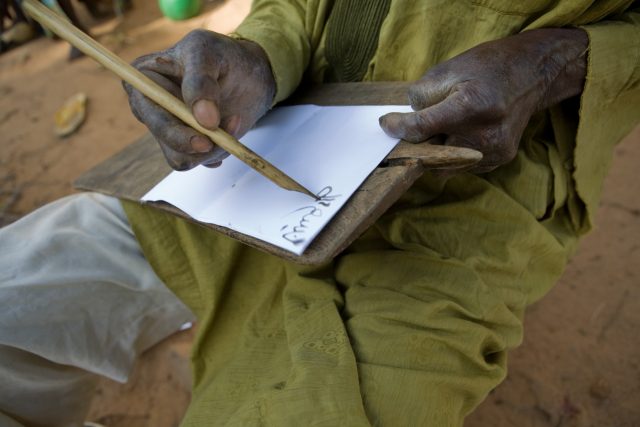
left=0, top=193, right=194, bottom=426
left=0, top=135, right=581, bottom=426
left=120, top=142, right=578, bottom=426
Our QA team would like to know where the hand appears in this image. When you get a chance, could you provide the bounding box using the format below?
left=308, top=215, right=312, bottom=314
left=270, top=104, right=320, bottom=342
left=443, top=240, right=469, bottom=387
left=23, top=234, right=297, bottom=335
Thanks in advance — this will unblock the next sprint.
left=380, top=28, right=588, bottom=174
left=124, top=30, right=276, bottom=170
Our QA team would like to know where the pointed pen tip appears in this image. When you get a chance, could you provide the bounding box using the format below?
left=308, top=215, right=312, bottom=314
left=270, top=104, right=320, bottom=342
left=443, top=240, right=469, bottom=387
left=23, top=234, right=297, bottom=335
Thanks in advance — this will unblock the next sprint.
left=301, top=187, right=320, bottom=201
left=282, top=176, right=318, bottom=200
left=292, top=184, right=319, bottom=201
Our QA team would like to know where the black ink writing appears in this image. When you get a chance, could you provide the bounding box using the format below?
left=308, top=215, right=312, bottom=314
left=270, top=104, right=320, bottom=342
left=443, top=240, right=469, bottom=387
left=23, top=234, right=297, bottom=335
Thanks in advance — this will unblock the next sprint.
left=280, top=186, right=342, bottom=246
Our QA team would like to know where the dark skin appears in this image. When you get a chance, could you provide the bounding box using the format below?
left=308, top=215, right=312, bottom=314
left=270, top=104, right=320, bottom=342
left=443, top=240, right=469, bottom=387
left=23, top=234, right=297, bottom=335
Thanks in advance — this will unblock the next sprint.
left=126, top=28, right=588, bottom=174
left=124, top=30, right=275, bottom=171
left=380, top=28, right=588, bottom=173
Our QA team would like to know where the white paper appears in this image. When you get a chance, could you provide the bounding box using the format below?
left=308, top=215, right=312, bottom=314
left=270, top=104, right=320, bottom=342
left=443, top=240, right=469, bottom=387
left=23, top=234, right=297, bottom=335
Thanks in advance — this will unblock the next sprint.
left=142, top=104, right=412, bottom=255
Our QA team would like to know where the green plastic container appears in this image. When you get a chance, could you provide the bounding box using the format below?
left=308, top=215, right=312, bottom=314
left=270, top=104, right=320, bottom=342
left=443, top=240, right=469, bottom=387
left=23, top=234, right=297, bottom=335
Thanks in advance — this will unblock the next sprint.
left=158, top=0, right=201, bottom=20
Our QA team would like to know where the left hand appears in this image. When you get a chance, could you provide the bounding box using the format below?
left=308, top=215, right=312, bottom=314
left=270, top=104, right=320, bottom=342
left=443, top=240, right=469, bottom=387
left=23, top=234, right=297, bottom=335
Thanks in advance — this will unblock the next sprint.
left=379, top=28, right=588, bottom=174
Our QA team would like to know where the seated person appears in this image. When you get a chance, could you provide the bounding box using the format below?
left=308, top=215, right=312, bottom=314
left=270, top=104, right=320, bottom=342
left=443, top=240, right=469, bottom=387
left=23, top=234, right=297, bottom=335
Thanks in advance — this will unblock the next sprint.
left=0, top=1, right=638, bottom=425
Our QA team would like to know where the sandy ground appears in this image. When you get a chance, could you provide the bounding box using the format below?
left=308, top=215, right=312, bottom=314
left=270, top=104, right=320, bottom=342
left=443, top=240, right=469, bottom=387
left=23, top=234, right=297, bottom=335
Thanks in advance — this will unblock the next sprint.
left=1, top=1, right=638, bottom=426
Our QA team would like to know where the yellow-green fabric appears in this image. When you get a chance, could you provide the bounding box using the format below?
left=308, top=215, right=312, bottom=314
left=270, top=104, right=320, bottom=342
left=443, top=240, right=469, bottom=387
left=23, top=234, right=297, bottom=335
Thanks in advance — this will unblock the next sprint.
left=123, top=1, right=640, bottom=425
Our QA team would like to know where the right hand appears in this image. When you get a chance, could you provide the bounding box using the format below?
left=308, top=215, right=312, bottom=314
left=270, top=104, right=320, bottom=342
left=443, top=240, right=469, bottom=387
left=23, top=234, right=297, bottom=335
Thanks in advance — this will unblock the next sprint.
left=124, top=29, right=276, bottom=170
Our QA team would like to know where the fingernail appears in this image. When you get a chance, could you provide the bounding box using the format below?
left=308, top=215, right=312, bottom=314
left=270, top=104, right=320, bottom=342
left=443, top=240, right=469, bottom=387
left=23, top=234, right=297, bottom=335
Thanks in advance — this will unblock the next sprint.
left=190, top=135, right=213, bottom=153
left=155, top=56, right=173, bottom=65
left=226, top=115, right=241, bottom=137
left=204, top=160, right=222, bottom=169
left=210, top=150, right=230, bottom=163
left=193, top=99, right=219, bottom=129
left=379, top=114, right=398, bottom=137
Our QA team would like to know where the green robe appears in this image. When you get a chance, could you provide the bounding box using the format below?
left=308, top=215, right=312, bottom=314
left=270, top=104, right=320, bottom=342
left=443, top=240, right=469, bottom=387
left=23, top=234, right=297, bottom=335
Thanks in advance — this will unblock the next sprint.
left=123, top=1, right=640, bottom=425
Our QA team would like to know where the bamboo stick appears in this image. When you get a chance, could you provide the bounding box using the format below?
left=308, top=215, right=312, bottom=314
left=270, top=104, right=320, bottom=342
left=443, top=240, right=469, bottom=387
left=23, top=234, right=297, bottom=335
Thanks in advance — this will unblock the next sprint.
left=22, top=0, right=317, bottom=199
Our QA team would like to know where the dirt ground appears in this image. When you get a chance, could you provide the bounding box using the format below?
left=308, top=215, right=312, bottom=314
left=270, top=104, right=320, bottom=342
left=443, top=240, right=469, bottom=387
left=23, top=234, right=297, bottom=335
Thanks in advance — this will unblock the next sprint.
left=1, top=1, right=638, bottom=426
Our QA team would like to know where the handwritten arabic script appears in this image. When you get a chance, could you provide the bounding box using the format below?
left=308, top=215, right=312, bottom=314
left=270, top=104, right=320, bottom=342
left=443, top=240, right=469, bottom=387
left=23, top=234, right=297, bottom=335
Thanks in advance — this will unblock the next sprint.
left=280, top=186, right=342, bottom=246
left=142, top=105, right=411, bottom=255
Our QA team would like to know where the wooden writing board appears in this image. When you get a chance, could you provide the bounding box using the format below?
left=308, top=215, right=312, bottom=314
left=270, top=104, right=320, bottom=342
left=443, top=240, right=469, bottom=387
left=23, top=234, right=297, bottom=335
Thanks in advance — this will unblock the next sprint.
left=74, top=82, right=479, bottom=264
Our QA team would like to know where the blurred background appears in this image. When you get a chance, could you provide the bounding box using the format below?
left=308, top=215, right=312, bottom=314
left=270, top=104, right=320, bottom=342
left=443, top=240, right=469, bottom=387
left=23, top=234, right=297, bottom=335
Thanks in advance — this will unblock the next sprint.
left=0, top=1, right=638, bottom=425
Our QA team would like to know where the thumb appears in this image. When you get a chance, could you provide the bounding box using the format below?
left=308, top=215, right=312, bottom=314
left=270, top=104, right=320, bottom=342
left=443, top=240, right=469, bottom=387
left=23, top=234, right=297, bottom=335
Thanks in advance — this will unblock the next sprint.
left=183, top=71, right=221, bottom=155
left=192, top=98, right=220, bottom=130
left=379, top=97, right=462, bottom=142
left=181, top=64, right=222, bottom=130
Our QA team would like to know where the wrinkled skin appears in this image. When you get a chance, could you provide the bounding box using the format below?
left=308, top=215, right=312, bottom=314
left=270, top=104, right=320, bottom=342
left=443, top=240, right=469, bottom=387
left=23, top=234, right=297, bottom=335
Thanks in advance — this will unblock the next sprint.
left=380, top=28, right=589, bottom=173
left=126, top=28, right=588, bottom=173
left=124, top=29, right=275, bottom=171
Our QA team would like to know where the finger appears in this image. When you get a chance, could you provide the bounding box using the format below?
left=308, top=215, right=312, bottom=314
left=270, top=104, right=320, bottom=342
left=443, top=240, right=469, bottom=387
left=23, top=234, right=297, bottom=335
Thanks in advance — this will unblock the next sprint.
left=180, top=51, right=222, bottom=130
left=127, top=47, right=230, bottom=168
left=134, top=33, right=223, bottom=130
left=127, top=70, right=217, bottom=155
left=203, top=160, right=223, bottom=168
left=379, top=94, right=467, bottom=142
left=131, top=49, right=182, bottom=82
left=127, top=70, right=212, bottom=153
left=125, top=70, right=182, bottom=133
left=130, top=51, right=220, bottom=153
left=158, top=138, right=228, bottom=171
left=407, top=67, right=451, bottom=110
left=192, top=97, right=221, bottom=130
left=220, top=114, right=243, bottom=138
left=125, top=50, right=184, bottom=120
left=203, top=150, right=230, bottom=168
left=123, top=65, right=182, bottom=122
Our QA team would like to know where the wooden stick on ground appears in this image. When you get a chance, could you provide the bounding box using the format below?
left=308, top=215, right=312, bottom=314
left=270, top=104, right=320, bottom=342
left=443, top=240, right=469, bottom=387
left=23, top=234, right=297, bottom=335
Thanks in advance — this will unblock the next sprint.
left=22, top=0, right=318, bottom=199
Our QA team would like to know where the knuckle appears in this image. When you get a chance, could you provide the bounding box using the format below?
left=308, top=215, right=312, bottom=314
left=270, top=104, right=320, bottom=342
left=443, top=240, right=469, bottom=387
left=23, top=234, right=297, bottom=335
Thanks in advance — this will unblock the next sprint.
left=480, top=125, right=501, bottom=143
left=484, top=144, right=517, bottom=169
left=412, top=111, right=431, bottom=133
left=489, top=126, right=519, bottom=163
left=183, top=29, right=212, bottom=47
left=422, top=63, right=447, bottom=81
left=452, top=88, right=478, bottom=116
left=189, top=28, right=209, bottom=38
left=399, top=112, right=432, bottom=141
left=480, top=96, right=508, bottom=120
left=409, top=71, right=448, bottom=109
left=502, top=141, right=519, bottom=162
left=185, top=73, right=209, bottom=91
left=492, top=97, right=509, bottom=117
left=467, top=85, right=507, bottom=119
left=166, top=127, right=193, bottom=153
left=408, top=83, right=426, bottom=107
left=395, top=113, right=426, bottom=141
